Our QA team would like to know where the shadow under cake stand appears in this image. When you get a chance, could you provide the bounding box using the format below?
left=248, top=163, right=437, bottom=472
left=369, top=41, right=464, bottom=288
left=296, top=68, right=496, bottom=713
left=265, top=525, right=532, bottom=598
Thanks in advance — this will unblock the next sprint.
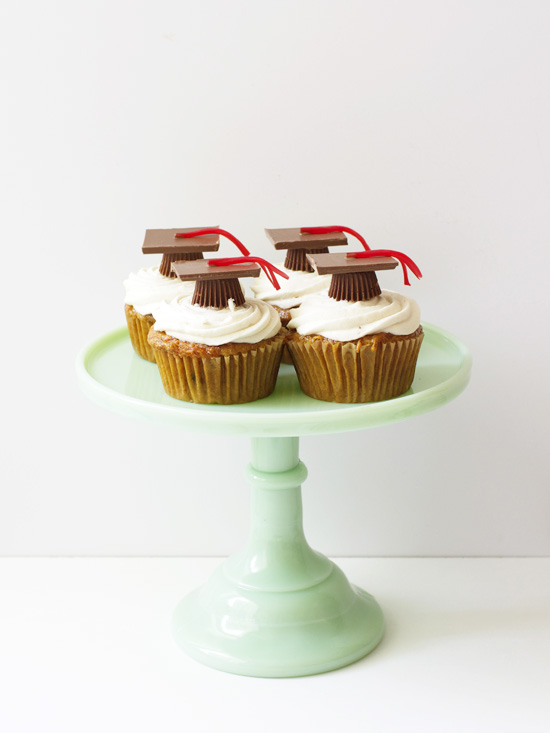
left=76, top=322, right=471, bottom=678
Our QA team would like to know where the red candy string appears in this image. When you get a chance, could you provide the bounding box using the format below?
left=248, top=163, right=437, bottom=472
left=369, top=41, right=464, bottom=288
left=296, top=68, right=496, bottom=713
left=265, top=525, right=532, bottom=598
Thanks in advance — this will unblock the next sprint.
left=346, top=250, right=422, bottom=286
left=207, top=257, right=290, bottom=291
left=300, top=225, right=371, bottom=251
left=175, top=228, right=250, bottom=256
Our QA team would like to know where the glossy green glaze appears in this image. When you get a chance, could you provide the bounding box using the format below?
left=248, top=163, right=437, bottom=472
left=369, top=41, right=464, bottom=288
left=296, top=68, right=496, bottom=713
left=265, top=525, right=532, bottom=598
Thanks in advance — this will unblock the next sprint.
left=75, top=324, right=471, bottom=676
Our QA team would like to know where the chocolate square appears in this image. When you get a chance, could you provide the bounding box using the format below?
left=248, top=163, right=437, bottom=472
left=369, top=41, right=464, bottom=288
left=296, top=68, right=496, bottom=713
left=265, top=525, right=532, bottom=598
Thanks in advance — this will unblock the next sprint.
left=142, top=227, right=220, bottom=254
left=172, top=259, right=261, bottom=281
left=265, top=227, right=347, bottom=250
left=307, top=253, right=398, bottom=275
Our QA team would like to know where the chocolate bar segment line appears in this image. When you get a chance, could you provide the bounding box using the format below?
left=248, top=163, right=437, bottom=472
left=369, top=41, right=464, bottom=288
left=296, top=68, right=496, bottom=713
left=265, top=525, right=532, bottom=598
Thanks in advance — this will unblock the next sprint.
left=172, top=259, right=261, bottom=281
left=264, top=227, right=348, bottom=250
left=142, top=227, right=220, bottom=254
left=307, top=252, right=398, bottom=275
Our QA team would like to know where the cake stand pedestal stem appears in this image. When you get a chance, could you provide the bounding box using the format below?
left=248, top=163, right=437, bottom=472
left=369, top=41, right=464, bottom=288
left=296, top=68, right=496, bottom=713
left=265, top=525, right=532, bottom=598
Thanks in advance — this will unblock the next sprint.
left=172, top=435, right=385, bottom=677
left=224, top=437, right=332, bottom=591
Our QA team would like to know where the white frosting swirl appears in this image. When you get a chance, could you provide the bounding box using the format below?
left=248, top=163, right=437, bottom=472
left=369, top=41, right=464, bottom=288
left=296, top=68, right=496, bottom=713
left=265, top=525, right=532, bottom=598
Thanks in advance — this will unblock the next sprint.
left=249, top=263, right=331, bottom=309
left=123, top=267, right=194, bottom=316
left=151, top=296, right=282, bottom=346
left=288, top=290, right=420, bottom=341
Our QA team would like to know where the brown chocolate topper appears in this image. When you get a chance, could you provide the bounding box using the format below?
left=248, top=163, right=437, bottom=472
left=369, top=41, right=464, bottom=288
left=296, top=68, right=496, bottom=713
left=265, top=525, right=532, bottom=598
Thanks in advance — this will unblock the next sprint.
left=307, top=252, right=398, bottom=302
left=265, top=227, right=347, bottom=273
left=142, top=227, right=220, bottom=278
left=172, top=259, right=261, bottom=309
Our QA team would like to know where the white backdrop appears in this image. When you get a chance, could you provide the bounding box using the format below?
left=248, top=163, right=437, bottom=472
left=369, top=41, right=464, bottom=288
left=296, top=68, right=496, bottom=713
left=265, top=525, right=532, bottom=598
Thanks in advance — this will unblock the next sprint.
left=1, top=0, right=549, bottom=557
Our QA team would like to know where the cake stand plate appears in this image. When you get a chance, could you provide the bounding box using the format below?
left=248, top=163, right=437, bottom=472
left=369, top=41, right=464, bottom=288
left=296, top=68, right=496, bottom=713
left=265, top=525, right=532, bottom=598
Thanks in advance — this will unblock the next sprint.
left=77, top=322, right=471, bottom=437
left=76, top=323, right=471, bottom=677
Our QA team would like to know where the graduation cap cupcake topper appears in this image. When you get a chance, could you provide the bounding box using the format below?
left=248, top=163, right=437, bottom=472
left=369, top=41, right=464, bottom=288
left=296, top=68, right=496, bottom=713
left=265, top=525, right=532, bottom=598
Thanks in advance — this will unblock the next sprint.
left=265, top=227, right=348, bottom=272
left=171, top=229, right=289, bottom=309
left=142, top=227, right=221, bottom=278
left=303, top=226, right=422, bottom=302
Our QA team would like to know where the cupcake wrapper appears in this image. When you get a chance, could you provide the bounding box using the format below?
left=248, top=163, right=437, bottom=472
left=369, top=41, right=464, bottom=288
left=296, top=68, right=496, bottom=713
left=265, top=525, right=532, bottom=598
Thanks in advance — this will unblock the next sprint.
left=125, top=307, right=157, bottom=362
left=152, top=337, right=285, bottom=404
left=281, top=345, right=293, bottom=365
left=287, top=331, right=424, bottom=403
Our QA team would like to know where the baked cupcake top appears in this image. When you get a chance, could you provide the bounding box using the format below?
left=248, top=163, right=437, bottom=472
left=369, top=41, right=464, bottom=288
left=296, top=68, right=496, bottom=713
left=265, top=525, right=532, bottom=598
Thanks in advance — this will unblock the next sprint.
left=288, top=230, right=422, bottom=341
left=250, top=227, right=347, bottom=309
left=151, top=228, right=288, bottom=347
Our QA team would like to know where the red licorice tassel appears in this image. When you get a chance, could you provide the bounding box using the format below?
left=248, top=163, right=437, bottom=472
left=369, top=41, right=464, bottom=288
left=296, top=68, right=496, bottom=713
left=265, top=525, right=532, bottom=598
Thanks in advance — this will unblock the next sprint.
left=208, top=257, right=289, bottom=290
left=300, top=226, right=371, bottom=251
left=175, top=228, right=250, bottom=256
left=346, top=249, right=422, bottom=286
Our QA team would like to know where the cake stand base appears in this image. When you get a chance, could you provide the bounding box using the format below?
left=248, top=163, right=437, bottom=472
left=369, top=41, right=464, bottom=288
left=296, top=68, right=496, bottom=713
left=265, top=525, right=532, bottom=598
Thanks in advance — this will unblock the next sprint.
left=171, top=437, right=384, bottom=677
left=172, top=569, right=383, bottom=678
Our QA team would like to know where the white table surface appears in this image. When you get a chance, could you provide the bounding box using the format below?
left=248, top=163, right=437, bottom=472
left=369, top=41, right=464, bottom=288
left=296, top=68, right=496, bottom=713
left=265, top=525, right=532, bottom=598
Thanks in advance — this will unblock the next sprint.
left=1, top=558, right=549, bottom=732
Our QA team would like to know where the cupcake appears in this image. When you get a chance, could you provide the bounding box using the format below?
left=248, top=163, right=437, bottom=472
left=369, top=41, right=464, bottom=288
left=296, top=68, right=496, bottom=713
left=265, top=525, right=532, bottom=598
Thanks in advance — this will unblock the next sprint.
left=124, top=227, right=220, bottom=362
left=286, top=242, right=423, bottom=403
left=147, top=230, right=289, bottom=404
left=250, top=227, right=348, bottom=363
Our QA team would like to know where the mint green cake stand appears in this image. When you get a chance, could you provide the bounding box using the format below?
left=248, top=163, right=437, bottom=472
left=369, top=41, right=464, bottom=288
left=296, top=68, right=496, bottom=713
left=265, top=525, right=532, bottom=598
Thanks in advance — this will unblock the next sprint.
left=76, top=322, right=471, bottom=678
